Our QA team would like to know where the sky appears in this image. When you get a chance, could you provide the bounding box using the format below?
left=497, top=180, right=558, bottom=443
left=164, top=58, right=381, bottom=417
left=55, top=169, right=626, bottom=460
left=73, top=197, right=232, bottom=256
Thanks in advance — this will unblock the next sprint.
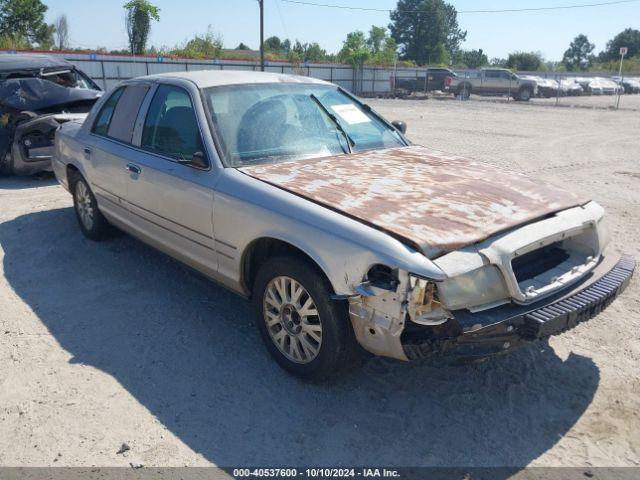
left=42, top=0, right=640, bottom=61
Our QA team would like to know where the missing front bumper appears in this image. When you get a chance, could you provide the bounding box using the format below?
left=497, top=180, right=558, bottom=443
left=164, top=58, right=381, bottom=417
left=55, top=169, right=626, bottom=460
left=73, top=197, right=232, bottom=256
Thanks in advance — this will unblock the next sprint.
left=402, top=255, right=635, bottom=361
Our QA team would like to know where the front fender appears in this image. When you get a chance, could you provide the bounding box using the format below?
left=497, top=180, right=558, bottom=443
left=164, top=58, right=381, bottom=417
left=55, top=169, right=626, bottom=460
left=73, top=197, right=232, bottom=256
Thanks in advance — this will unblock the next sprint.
left=213, top=169, right=446, bottom=297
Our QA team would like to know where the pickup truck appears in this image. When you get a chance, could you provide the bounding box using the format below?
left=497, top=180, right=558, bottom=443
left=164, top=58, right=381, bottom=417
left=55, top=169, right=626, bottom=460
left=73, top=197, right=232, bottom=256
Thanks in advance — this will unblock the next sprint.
left=393, top=68, right=457, bottom=95
left=445, top=68, right=538, bottom=101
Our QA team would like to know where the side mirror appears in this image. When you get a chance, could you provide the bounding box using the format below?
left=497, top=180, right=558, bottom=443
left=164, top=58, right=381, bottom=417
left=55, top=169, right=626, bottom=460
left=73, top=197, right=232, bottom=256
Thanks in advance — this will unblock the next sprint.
left=392, top=120, right=407, bottom=134
left=191, top=151, right=209, bottom=169
left=177, top=151, right=209, bottom=169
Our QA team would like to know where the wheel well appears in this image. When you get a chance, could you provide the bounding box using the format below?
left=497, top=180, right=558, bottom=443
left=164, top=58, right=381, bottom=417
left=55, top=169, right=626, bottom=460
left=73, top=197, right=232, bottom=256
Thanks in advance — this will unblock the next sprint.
left=66, top=164, right=80, bottom=186
left=242, top=238, right=331, bottom=297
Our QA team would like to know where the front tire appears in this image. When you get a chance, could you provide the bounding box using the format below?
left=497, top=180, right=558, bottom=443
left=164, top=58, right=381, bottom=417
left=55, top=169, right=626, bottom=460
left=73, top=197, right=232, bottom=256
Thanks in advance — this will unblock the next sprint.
left=71, top=174, right=112, bottom=241
left=517, top=88, right=532, bottom=101
left=252, top=255, right=355, bottom=379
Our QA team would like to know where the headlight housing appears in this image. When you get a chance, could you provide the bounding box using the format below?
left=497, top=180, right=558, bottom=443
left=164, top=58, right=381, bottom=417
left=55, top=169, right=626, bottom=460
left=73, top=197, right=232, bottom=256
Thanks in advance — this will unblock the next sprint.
left=407, top=276, right=452, bottom=325
left=436, top=265, right=509, bottom=311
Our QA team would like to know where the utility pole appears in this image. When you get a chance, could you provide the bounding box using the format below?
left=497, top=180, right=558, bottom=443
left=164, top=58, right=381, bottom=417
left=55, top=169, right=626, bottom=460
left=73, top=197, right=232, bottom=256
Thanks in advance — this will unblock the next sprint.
left=615, top=46, right=627, bottom=109
left=258, top=0, right=265, bottom=71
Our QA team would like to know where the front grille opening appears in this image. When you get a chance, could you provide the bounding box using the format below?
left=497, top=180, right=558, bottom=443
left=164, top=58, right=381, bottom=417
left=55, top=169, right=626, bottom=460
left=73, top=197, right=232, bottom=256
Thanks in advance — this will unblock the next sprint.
left=512, top=242, right=570, bottom=282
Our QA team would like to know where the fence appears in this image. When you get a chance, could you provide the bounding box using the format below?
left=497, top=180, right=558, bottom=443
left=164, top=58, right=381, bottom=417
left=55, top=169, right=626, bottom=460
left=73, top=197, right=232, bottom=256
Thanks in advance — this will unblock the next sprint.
left=0, top=50, right=399, bottom=94
left=1, top=50, right=635, bottom=109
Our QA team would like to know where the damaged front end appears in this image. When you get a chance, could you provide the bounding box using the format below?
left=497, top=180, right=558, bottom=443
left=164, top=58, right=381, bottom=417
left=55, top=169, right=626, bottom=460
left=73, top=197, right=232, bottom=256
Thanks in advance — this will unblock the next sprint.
left=348, top=202, right=635, bottom=362
left=0, top=77, right=101, bottom=176
left=348, top=268, right=460, bottom=361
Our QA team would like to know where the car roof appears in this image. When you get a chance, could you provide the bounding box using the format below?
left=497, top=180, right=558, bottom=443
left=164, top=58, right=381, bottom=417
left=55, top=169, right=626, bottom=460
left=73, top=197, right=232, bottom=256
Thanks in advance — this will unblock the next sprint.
left=138, top=69, right=332, bottom=89
left=0, top=53, right=73, bottom=72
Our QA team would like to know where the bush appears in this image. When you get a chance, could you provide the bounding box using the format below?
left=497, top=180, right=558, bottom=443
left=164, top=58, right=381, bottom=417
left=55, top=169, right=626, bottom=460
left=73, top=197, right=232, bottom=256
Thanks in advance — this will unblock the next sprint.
left=0, top=33, right=30, bottom=50
left=171, top=27, right=222, bottom=59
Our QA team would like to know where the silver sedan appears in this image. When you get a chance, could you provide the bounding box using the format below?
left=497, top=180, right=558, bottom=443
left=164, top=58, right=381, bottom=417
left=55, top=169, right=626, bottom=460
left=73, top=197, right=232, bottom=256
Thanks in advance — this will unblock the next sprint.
left=52, top=70, right=634, bottom=378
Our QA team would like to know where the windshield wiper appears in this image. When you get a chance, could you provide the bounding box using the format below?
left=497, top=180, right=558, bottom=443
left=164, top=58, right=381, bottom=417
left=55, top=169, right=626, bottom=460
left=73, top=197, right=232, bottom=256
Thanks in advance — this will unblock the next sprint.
left=309, top=93, right=355, bottom=154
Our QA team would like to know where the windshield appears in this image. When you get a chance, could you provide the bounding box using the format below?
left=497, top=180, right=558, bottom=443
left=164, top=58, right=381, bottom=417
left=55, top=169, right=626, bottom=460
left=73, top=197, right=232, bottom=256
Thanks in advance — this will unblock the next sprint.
left=1, top=67, right=99, bottom=91
left=40, top=68, right=97, bottom=90
left=203, top=83, right=406, bottom=167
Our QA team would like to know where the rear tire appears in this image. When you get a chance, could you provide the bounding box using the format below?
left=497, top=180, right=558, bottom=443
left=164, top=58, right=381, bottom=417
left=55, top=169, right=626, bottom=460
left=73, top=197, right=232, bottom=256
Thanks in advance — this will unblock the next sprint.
left=252, top=255, right=355, bottom=379
left=456, top=84, right=471, bottom=99
left=0, top=151, right=12, bottom=176
left=71, top=174, right=113, bottom=241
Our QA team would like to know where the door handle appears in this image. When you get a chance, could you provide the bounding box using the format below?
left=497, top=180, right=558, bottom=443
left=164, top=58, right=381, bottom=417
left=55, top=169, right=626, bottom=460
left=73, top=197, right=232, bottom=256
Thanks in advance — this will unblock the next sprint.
left=126, top=163, right=141, bottom=175
left=83, top=147, right=92, bottom=156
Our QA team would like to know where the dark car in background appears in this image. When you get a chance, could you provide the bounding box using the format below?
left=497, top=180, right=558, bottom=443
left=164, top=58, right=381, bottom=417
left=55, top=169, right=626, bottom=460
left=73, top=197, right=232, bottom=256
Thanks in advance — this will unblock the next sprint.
left=0, top=54, right=102, bottom=176
left=393, top=68, right=457, bottom=95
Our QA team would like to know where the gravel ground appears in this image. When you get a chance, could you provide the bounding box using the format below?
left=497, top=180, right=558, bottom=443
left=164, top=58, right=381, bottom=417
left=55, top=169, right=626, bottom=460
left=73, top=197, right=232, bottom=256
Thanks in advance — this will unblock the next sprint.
left=0, top=98, right=639, bottom=469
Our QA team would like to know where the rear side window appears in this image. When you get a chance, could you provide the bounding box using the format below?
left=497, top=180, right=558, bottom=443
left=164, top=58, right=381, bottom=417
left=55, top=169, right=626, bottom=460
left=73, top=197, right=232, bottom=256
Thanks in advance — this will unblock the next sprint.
left=141, top=85, right=204, bottom=161
left=92, top=84, right=149, bottom=143
left=106, top=84, right=149, bottom=143
left=92, top=87, right=124, bottom=136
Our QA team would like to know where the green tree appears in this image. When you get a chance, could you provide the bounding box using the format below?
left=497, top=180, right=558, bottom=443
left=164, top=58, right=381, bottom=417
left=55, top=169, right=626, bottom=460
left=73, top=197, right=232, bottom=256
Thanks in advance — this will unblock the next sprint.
left=367, top=25, right=387, bottom=54
left=371, top=37, right=398, bottom=65
left=336, top=27, right=397, bottom=66
left=600, top=28, right=640, bottom=61
left=304, top=42, right=327, bottom=62
left=236, top=42, right=250, bottom=50
left=337, top=31, right=370, bottom=67
left=506, top=51, right=544, bottom=71
left=263, top=35, right=282, bottom=53
left=36, top=22, right=54, bottom=49
left=459, top=49, right=488, bottom=68
left=124, top=0, right=160, bottom=54
left=0, top=0, right=54, bottom=46
left=389, top=0, right=465, bottom=65
left=282, top=39, right=291, bottom=54
left=442, top=2, right=466, bottom=59
left=291, top=40, right=304, bottom=57
left=562, top=34, right=594, bottom=71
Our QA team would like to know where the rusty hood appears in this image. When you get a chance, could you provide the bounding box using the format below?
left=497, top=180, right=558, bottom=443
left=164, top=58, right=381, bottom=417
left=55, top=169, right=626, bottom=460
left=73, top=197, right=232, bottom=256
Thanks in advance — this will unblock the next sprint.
left=239, top=146, right=585, bottom=257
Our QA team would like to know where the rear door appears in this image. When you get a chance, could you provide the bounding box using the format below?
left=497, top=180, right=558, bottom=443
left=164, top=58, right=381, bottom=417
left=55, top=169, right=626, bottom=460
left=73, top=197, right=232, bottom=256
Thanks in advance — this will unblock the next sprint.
left=124, top=83, right=217, bottom=277
left=498, top=70, right=517, bottom=94
left=87, top=83, right=150, bottom=225
left=482, top=70, right=502, bottom=94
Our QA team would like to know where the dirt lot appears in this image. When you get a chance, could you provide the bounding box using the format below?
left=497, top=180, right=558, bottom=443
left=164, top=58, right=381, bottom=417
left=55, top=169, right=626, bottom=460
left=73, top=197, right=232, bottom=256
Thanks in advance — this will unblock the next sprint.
left=1, top=97, right=639, bottom=469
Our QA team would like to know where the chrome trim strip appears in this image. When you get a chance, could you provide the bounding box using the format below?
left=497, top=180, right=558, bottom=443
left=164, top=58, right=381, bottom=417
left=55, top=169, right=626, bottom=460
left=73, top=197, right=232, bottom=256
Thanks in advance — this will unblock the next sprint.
left=126, top=199, right=213, bottom=240
left=127, top=207, right=216, bottom=253
left=214, top=238, right=237, bottom=250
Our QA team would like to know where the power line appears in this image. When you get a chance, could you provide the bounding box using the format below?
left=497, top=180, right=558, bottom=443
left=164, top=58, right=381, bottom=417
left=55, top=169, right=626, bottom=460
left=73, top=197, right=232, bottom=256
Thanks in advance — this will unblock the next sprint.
left=274, top=0, right=291, bottom=40
left=281, top=0, right=640, bottom=14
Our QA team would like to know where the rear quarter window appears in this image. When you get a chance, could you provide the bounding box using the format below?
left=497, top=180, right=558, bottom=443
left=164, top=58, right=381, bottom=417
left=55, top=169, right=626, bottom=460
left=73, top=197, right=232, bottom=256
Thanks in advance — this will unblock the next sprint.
left=92, top=84, right=149, bottom=143
left=106, top=84, right=149, bottom=143
left=92, top=87, right=124, bottom=136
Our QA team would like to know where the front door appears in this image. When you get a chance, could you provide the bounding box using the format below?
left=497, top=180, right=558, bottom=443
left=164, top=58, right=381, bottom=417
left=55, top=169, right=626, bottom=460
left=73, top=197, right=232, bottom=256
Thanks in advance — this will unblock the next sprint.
left=124, top=84, right=217, bottom=277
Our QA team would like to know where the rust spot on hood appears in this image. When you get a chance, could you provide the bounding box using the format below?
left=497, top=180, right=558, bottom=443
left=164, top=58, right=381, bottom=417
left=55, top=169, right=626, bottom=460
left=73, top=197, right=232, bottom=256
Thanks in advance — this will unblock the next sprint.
left=239, top=146, right=585, bottom=257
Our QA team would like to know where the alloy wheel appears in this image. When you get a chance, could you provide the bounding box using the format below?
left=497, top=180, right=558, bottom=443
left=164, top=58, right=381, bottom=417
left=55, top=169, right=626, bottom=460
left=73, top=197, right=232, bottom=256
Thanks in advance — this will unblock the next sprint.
left=75, top=181, right=94, bottom=231
left=263, top=276, right=323, bottom=364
